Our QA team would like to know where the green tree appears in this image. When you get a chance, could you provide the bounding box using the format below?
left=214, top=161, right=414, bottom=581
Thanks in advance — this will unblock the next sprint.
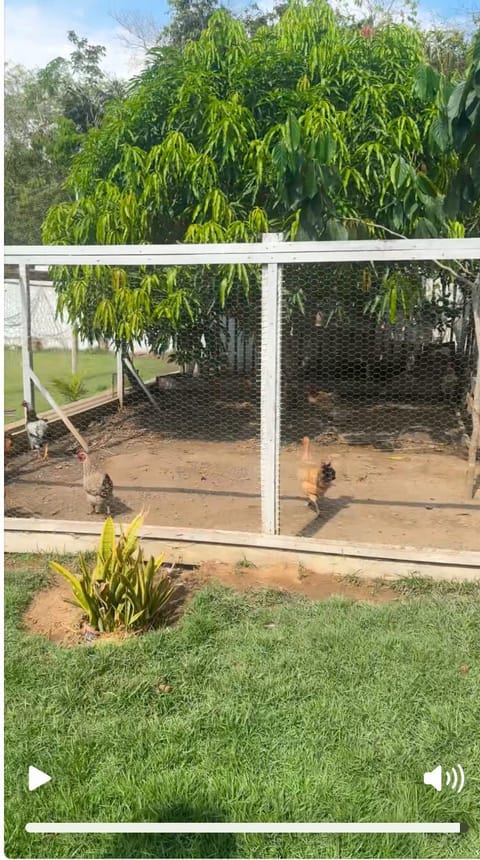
left=42, top=3, right=479, bottom=359
left=444, top=29, right=480, bottom=234
left=4, top=32, right=125, bottom=244
left=164, top=0, right=224, bottom=46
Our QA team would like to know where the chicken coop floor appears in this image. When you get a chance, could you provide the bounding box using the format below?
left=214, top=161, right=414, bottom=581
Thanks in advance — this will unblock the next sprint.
left=5, top=433, right=480, bottom=552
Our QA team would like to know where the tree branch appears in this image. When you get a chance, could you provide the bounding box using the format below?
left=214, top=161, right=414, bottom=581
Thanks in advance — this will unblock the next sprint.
left=343, top=217, right=477, bottom=288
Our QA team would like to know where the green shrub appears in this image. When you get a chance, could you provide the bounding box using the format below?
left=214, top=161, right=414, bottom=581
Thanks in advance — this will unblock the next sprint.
left=50, top=514, right=173, bottom=633
left=51, top=372, right=87, bottom=401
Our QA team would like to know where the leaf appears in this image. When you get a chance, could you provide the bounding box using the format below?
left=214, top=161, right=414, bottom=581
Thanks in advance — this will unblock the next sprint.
left=98, top=517, right=115, bottom=563
left=49, top=561, right=93, bottom=617
left=413, top=217, right=437, bottom=238
left=428, top=115, right=450, bottom=154
left=389, top=156, right=411, bottom=190
left=325, top=219, right=349, bottom=240
left=448, top=82, right=466, bottom=122
left=121, top=512, right=144, bottom=554
left=49, top=560, right=81, bottom=591
left=315, top=132, right=336, bottom=164
left=413, top=64, right=439, bottom=101
left=416, top=172, right=441, bottom=204
left=284, top=112, right=301, bottom=153
left=303, top=161, right=317, bottom=199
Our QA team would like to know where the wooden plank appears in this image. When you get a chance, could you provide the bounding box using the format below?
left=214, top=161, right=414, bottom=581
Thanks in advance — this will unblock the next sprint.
left=260, top=233, right=282, bottom=534
left=466, top=274, right=480, bottom=498
left=4, top=375, right=158, bottom=436
left=5, top=518, right=480, bottom=567
left=123, top=356, right=162, bottom=415
left=5, top=238, right=480, bottom=266
left=29, top=369, right=89, bottom=452
left=18, top=264, right=35, bottom=408
left=4, top=264, right=51, bottom=281
left=5, top=522, right=480, bottom=580
left=71, top=328, right=79, bottom=375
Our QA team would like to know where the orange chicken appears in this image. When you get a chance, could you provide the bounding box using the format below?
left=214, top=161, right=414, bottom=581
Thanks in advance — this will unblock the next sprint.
left=297, top=436, right=336, bottom=516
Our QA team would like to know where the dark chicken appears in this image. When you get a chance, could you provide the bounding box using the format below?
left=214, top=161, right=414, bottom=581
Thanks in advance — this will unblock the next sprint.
left=76, top=450, right=114, bottom=515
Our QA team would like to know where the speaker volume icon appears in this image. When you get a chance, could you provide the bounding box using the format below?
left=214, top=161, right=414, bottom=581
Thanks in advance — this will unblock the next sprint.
left=424, top=764, right=465, bottom=793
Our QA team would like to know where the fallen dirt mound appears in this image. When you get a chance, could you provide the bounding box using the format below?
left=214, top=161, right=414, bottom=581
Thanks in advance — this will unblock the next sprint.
left=22, top=562, right=400, bottom=646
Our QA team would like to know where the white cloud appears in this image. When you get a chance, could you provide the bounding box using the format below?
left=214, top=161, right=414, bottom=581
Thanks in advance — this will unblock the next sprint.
left=4, top=2, right=145, bottom=79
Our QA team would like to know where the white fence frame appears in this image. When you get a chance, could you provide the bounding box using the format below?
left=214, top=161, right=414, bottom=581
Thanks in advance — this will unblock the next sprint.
left=5, top=236, right=480, bottom=548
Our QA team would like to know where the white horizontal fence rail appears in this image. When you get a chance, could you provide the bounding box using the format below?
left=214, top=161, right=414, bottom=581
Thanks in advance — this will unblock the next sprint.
left=5, top=238, right=480, bottom=266
left=6, top=519, right=480, bottom=579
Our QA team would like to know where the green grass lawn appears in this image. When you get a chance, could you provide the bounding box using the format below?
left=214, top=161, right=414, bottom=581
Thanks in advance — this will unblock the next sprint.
left=4, top=560, right=480, bottom=859
left=4, top=349, right=174, bottom=421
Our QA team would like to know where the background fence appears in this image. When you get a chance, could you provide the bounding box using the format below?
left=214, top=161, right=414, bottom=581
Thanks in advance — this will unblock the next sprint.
left=4, top=238, right=480, bottom=553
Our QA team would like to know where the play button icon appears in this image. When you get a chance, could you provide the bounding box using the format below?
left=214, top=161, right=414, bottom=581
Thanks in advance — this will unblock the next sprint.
left=28, top=766, right=52, bottom=791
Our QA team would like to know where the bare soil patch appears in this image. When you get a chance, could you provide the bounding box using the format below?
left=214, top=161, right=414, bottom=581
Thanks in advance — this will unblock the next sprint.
left=22, top=562, right=400, bottom=647
left=6, top=437, right=479, bottom=550
left=5, top=379, right=479, bottom=550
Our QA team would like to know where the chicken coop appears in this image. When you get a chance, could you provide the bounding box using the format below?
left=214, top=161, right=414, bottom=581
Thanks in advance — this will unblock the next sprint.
left=4, top=237, right=480, bottom=579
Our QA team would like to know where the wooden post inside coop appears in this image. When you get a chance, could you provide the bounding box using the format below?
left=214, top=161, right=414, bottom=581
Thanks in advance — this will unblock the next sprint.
left=19, top=263, right=35, bottom=408
left=116, top=349, right=124, bottom=408
left=466, top=274, right=480, bottom=499
left=71, top=327, right=79, bottom=375
left=260, top=233, right=283, bottom=534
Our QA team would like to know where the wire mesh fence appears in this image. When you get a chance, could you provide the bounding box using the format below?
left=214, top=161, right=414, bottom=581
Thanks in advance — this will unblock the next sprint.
left=4, top=263, right=263, bottom=532
left=279, top=261, right=478, bottom=548
left=4, top=242, right=480, bottom=551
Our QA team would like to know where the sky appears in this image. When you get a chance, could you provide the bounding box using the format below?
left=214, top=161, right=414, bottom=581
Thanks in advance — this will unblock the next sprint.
left=4, top=0, right=479, bottom=80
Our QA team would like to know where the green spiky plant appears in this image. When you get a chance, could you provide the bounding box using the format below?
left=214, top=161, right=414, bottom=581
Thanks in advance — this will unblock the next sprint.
left=50, top=514, right=173, bottom=632
left=51, top=372, right=88, bottom=402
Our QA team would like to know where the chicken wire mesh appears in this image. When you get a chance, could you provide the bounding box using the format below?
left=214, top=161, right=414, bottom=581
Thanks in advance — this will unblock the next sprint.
left=4, top=273, right=118, bottom=423
left=5, top=265, right=263, bottom=532
left=279, top=261, right=480, bottom=550
left=4, top=251, right=480, bottom=550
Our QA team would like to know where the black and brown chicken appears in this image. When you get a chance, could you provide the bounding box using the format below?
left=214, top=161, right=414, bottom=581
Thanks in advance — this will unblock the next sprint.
left=22, top=401, right=49, bottom=460
left=297, top=436, right=336, bottom=515
left=76, top=450, right=114, bottom=515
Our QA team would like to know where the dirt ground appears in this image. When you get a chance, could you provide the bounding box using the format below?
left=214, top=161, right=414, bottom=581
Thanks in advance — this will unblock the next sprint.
left=20, top=560, right=400, bottom=647
left=5, top=434, right=480, bottom=551
left=5, top=376, right=480, bottom=551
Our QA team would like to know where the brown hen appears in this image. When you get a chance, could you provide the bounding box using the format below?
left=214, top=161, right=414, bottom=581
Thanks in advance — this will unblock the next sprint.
left=297, top=436, right=336, bottom=516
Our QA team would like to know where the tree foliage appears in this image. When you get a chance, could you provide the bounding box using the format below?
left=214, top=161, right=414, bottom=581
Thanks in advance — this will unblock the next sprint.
left=443, top=28, right=480, bottom=234
left=4, top=32, right=125, bottom=244
left=42, top=3, right=480, bottom=359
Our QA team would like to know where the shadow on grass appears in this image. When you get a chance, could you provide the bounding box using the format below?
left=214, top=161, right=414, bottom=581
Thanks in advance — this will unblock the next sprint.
left=106, top=802, right=238, bottom=859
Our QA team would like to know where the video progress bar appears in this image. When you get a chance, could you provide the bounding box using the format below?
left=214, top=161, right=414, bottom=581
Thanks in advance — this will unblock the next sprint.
left=26, top=822, right=467, bottom=835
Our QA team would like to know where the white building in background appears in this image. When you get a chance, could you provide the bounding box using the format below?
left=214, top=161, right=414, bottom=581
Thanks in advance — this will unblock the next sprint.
left=4, top=279, right=83, bottom=350
left=4, top=278, right=255, bottom=371
left=3, top=279, right=150, bottom=354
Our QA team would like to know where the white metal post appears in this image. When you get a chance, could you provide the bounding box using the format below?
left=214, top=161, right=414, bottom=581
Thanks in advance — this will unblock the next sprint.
left=18, top=263, right=35, bottom=407
left=260, top=233, right=283, bottom=534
